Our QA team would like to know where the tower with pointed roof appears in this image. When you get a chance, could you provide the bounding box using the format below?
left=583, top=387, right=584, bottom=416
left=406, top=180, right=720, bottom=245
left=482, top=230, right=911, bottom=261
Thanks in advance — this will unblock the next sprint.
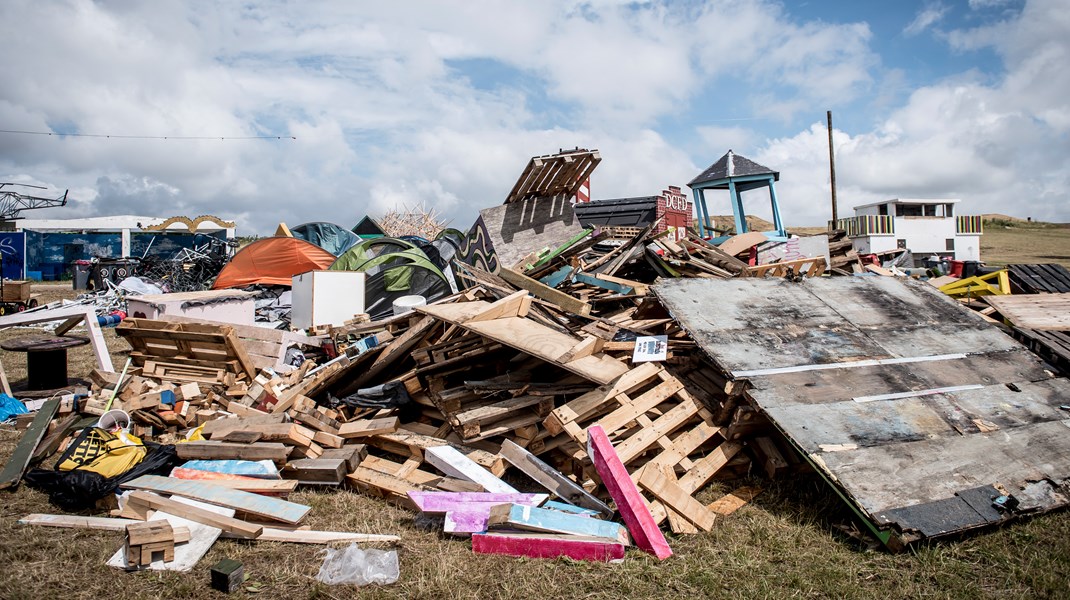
left=687, top=150, right=786, bottom=240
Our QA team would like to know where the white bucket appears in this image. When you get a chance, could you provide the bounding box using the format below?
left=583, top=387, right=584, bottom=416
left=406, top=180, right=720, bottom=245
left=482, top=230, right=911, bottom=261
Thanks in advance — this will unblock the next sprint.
left=392, top=295, right=426, bottom=316
left=97, top=409, right=131, bottom=432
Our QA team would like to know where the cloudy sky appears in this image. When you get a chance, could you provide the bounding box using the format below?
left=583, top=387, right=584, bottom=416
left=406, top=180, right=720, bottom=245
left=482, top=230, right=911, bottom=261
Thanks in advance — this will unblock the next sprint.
left=1, top=0, right=1066, bottom=235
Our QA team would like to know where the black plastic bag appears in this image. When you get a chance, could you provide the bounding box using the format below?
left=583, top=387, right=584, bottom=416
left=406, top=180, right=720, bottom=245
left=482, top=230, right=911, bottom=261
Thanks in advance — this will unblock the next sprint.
left=23, top=443, right=178, bottom=512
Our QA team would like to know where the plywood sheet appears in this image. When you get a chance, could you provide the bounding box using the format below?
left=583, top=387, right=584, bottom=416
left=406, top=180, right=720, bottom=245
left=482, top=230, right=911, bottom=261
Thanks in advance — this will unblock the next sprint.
left=654, top=276, right=1070, bottom=543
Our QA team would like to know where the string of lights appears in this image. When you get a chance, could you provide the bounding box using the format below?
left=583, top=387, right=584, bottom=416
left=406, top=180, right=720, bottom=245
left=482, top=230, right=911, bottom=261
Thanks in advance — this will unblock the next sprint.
left=0, top=128, right=295, bottom=140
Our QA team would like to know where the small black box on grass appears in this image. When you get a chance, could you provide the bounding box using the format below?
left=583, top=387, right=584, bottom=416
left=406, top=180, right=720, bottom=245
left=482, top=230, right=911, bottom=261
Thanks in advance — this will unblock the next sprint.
left=210, top=558, right=244, bottom=593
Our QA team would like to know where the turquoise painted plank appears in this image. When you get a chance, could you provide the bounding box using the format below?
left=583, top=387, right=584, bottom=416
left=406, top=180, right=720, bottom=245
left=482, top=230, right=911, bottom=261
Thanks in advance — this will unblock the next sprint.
left=539, top=266, right=573, bottom=288
left=572, top=272, right=633, bottom=294
left=487, top=503, right=629, bottom=544
left=542, top=500, right=602, bottom=517
left=122, top=474, right=310, bottom=524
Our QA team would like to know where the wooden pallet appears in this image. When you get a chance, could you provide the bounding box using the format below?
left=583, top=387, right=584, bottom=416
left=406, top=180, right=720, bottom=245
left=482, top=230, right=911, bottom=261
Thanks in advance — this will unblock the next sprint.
left=1013, top=327, right=1070, bottom=375
left=117, top=319, right=257, bottom=381
left=742, top=257, right=826, bottom=278
left=1008, top=264, right=1070, bottom=294
left=543, top=363, right=743, bottom=533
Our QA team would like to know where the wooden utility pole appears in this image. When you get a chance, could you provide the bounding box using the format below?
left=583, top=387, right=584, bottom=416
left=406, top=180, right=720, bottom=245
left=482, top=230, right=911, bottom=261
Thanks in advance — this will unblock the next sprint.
left=827, top=110, right=838, bottom=224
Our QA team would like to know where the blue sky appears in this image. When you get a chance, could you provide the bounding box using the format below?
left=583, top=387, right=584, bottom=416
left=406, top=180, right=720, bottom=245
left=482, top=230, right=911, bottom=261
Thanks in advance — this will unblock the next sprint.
left=0, top=0, right=1065, bottom=234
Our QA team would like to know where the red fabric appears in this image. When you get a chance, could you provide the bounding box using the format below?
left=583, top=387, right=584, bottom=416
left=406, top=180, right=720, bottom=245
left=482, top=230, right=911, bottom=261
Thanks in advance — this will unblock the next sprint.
left=212, top=237, right=337, bottom=289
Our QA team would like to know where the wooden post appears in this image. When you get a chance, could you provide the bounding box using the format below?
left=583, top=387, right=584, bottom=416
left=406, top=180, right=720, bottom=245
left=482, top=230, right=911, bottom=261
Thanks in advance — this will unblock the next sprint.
left=827, top=110, right=838, bottom=224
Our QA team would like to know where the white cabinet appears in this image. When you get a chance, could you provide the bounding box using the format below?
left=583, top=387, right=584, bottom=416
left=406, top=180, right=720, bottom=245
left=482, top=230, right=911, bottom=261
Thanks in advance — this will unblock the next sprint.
left=291, top=271, right=365, bottom=329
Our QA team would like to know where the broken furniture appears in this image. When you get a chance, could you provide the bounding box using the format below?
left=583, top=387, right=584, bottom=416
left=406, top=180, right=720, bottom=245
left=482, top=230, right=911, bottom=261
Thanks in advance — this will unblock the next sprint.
left=0, top=335, right=89, bottom=390
left=0, top=305, right=114, bottom=372
left=125, top=290, right=258, bottom=325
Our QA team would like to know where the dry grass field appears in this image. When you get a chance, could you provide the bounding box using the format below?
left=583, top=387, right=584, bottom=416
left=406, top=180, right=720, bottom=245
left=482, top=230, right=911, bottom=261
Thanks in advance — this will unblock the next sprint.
left=2, top=220, right=1070, bottom=599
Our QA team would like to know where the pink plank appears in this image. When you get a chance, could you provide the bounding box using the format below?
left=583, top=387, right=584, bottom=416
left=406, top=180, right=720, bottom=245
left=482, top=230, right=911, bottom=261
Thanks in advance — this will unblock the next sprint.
left=407, top=491, right=548, bottom=513
left=444, top=510, right=489, bottom=534
left=472, top=532, right=625, bottom=562
left=587, top=425, right=672, bottom=560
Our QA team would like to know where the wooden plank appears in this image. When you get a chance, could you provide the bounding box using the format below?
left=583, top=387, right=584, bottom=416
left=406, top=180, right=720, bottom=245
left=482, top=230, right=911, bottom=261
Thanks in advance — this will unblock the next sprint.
left=499, top=439, right=613, bottom=517
left=175, top=441, right=290, bottom=464
left=612, top=397, right=701, bottom=464
left=337, top=416, right=400, bottom=439
left=0, top=397, right=60, bottom=490
left=708, top=486, right=762, bottom=516
left=984, top=293, right=1070, bottom=330
left=219, top=528, right=399, bottom=545
left=168, top=471, right=298, bottom=496
left=637, top=466, right=717, bottom=531
left=107, top=496, right=231, bottom=572
left=588, top=425, right=671, bottom=560
left=369, top=430, right=505, bottom=476
left=487, top=503, right=629, bottom=544
left=407, top=491, right=548, bottom=513
left=0, top=357, right=11, bottom=396
left=282, top=458, right=346, bottom=484
left=676, top=441, right=745, bottom=494
left=19, top=514, right=141, bottom=531
left=125, top=491, right=263, bottom=538
left=498, top=267, right=593, bottom=316
left=20, top=511, right=396, bottom=545
left=424, top=445, right=517, bottom=493
left=346, top=467, right=423, bottom=509
left=418, top=302, right=628, bottom=385
left=122, top=475, right=310, bottom=525
left=544, top=362, right=662, bottom=434
left=472, top=531, right=625, bottom=562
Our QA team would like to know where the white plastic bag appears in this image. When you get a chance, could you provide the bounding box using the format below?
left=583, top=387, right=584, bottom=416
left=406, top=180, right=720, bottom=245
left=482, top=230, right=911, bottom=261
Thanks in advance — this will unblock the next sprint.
left=316, top=544, right=399, bottom=586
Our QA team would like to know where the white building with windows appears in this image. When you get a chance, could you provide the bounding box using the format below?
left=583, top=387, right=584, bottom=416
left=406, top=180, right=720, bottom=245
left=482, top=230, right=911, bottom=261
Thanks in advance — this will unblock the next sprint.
left=832, top=198, right=983, bottom=265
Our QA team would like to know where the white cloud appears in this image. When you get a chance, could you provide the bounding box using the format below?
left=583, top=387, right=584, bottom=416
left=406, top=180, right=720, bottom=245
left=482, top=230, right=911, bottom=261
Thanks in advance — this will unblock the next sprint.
left=759, top=0, right=1070, bottom=225
left=904, top=4, right=950, bottom=37
left=0, top=0, right=1064, bottom=241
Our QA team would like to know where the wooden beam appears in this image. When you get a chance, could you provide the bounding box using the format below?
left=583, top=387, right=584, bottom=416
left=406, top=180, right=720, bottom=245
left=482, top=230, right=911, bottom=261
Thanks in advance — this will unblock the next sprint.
left=465, top=290, right=532, bottom=323
left=424, top=445, right=517, bottom=493
left=337, top=416, right=400, bottom=439
left=473, top=531, right=625, bottom=562
left=19, top=512, right=396, bottom=545
left=499, top=439, right=612, bottom=517
left=175, top=441, right=290, bottom=464
left=587, top=424, right=671, bottom=560
left=407, top=491, right=548, bottom=513
left=487, top=503, right=629, bottom=544
left=0, top=397, right=60, bottom=490
left=126, top=491, right=263, bottom=538
left=637, top=466, right=717, bottom=531
left=498, top=268, right=592, bottom=316
left=122, top=475, right=310, bottom=525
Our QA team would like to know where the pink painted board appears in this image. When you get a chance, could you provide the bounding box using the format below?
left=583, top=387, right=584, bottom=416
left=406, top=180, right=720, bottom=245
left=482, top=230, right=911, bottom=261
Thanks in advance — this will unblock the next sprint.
left=443, top=510, right=490, bottom=534
left=587, top=425, right=672, bottom=560
left=407, top=491, right=547, bottom=513
left=472, top=532, right=625, bottom=563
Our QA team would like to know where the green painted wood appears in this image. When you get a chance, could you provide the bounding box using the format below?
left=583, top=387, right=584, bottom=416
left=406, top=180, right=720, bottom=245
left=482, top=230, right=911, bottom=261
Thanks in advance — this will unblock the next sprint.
left=0, top=397, right=60, bottom=490
left=122, top=474, right=310, bottom=524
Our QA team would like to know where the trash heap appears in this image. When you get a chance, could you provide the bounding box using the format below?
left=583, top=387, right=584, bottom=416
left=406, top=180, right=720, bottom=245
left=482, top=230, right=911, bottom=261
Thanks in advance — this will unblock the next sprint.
left=2, top=224, right=847, bottom=572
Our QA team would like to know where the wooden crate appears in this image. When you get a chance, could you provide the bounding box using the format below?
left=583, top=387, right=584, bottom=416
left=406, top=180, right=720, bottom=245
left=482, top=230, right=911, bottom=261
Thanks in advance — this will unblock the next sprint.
left=1, top=280, right=31, bottom=303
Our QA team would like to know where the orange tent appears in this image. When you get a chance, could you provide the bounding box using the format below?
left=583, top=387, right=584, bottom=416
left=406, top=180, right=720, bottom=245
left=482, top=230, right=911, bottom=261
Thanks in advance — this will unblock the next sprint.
left=212, top=237, right=337, bottom=289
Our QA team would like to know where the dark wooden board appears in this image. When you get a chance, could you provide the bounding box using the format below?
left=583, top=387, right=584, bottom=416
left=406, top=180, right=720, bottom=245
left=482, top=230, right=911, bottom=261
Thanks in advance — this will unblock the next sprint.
left=655, top=276, right=1070, bottom=544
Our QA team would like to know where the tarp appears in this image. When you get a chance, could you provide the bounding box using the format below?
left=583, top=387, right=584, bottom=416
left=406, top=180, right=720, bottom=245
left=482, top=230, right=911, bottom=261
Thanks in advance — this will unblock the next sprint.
left=329, top=237, right=452, bottom=319
left=332, top=237, right=421, bottom=269
left=290, top=222, right=361, bottom=257
left=212, top=237, right=336, bottom=289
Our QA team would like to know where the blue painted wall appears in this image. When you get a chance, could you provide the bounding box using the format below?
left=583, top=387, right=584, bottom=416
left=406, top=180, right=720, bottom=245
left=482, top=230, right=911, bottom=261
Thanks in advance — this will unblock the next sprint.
left=22, top=230, right=228, bottom=280
left=0, top=232, right=26, bottom=279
